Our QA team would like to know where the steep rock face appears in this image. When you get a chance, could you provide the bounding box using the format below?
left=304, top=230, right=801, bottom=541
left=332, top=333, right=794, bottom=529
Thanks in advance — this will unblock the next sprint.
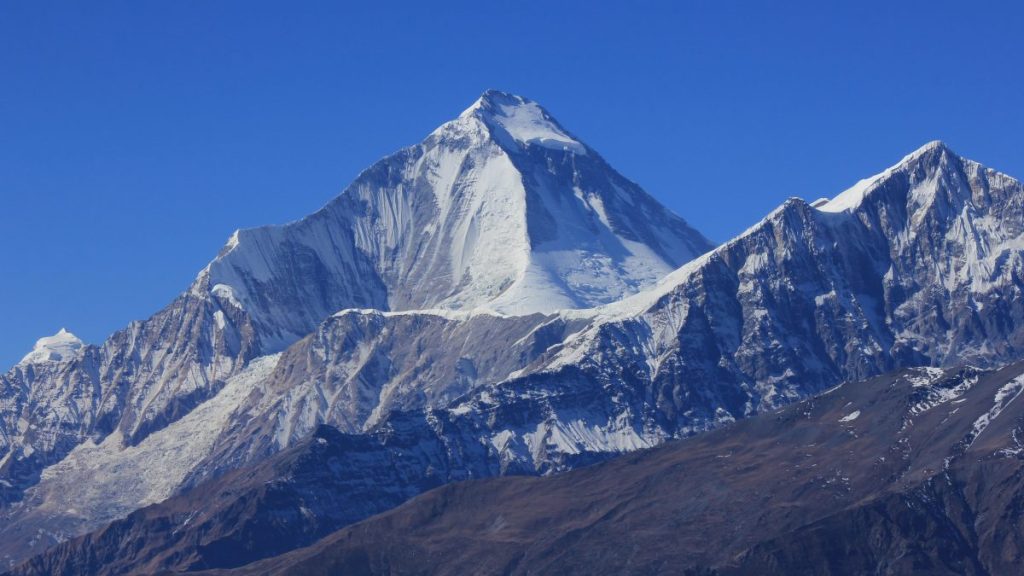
left=0, top=90, right=710, bottom=510
left=0, top=293, right=255, bottom=505
left=0, top=343, right=101, bottom=504
left=0, top=355, right=277, bottom=570
left=818, top=140, right=1024, bottom=366
left=181, top=309, right=585, bottom=487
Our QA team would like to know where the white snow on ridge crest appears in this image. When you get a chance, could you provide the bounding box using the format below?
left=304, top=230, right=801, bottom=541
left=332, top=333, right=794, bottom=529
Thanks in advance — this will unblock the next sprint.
left=19, top=328, right=84, bottom=365
left=465, top=90, right=587, bottom=155
left=817, top=140, right=948, bottom=214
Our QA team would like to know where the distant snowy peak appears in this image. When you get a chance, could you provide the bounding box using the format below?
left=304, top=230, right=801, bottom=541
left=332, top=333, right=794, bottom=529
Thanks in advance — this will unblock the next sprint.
left=459, top=90, right=587, bottom=155
left=817, top=140, right=957, bottom=213
left=19, top=328, right=84, bottom=365
left=812, top=141, right=1024, bottom=300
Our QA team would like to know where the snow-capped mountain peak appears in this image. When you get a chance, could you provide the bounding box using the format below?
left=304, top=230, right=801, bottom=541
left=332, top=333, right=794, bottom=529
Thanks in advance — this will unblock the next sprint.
left=459, top=89, right=587, bottom=155
left=817, top=139, right=954, bottom=213
left=197, top=90, right=713, bottom=347
left=18, top=328, right=84, bottom=365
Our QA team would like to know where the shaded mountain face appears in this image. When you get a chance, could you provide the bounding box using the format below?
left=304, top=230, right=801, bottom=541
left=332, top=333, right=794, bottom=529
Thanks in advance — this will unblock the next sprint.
left=174, top=362, right=1024, bottom=576
left=0, top=91, right=711, bottom=511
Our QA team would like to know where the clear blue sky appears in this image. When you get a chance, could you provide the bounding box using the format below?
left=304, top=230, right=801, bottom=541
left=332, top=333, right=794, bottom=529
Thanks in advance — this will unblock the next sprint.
left=2, top=1, right=1022, bottom=367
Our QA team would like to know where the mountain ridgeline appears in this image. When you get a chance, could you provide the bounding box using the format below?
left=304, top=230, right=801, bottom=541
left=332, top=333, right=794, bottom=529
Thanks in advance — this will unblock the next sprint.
left=0, top=89, right=711, bottom=504
left=3, top=92, right=1024, bottom=574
